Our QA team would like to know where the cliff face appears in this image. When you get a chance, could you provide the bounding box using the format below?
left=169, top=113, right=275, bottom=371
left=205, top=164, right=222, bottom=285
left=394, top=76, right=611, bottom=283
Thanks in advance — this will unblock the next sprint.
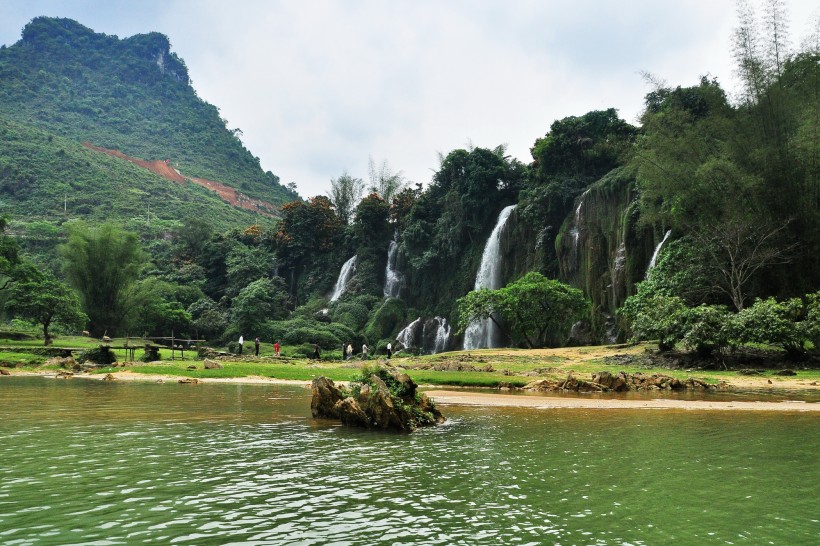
left=503, top=168, right=661, bottom=343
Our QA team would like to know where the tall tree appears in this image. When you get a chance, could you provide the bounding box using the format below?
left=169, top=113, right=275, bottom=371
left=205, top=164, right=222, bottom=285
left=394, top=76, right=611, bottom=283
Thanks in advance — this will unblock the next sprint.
left=328, top=171, right=365, bottom=224
left=59, top=221, right=145, bottom=336
left=367, top=156, right=406, bottom=202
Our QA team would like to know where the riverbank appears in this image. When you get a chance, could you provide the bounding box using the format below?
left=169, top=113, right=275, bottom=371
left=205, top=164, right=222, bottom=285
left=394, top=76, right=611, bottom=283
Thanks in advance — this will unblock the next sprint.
left=7, top=368, right=819, bottom=412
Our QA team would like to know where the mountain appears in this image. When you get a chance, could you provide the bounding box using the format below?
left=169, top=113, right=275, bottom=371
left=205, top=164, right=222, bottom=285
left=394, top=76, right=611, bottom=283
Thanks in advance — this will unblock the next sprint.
left=0, top=16, right=298, bottom=227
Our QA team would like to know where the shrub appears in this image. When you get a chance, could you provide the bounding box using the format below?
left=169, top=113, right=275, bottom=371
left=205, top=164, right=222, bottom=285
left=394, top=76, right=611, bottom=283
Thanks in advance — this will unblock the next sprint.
left=735, top=297, right=808, bottom=359
left=620, top=293, right=687, bottom=351
left=679, top=305, right=732, bottom=357
left=331, top=301, right=370, bottom=331
left=76, top=346, right=117, bottom=365
left=282, top=327, right=340, bottom=349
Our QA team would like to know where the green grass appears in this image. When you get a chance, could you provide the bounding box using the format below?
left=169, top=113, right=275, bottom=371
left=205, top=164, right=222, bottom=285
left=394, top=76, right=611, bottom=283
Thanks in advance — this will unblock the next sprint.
left=2, top=337, right=818, bottom=389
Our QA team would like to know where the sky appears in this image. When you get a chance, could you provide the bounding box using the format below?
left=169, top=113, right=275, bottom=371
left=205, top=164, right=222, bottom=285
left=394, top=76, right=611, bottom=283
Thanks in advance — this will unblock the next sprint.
left=1, top=0, right=818, bottom=198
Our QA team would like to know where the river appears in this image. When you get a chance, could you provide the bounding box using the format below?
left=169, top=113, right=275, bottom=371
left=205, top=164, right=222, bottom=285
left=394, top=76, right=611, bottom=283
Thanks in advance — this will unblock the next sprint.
left=1, top=377, right=818, bottom=544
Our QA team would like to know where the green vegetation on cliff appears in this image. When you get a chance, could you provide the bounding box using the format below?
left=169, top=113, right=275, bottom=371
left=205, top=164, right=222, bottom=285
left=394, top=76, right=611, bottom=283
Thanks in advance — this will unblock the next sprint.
left=0, top=16, right=297, bottom=208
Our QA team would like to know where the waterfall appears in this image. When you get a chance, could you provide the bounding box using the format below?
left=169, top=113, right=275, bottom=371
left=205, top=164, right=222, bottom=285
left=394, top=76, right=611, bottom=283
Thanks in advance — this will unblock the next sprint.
left=396, top=316, right=452, bottom=354
left=330, top=256, right=356, bottom=302
left=433, top=318, right=452, bottom=354
left=571, top=188, right=591, bottom=254
left=396, top=317, right=422, bottom=349
left=383, top=239, right=403, bottom=299
left=463, top=204, right=516, bottom=350
left=646, top=230, right=671, bottom=278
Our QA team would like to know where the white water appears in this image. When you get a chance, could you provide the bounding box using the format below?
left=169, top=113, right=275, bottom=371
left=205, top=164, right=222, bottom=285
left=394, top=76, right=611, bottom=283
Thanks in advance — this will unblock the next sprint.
left=396, top=317, right=422, bottom=349
left=463, top=205, right=516, bottom=350
left=395, top=316, right=451, bottom=354
left=646, top=230, right=671, bottom=278
left=433, top=317, right=452, bottom=354
left=571, top=188, right=591, bottom=254
left=383, top=240, right=403, bottom=299
left=330, top=256, right=356, bottom=302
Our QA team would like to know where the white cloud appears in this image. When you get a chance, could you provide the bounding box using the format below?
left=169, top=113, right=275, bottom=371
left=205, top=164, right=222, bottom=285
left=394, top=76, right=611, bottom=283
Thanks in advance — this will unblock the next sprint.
left=2, top=0, right=818, bottom=197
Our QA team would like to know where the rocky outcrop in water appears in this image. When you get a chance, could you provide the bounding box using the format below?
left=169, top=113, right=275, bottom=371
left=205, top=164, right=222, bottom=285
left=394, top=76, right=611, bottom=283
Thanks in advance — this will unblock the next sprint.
left=525, top=371, right=720, bottom=392
left=311, top=369, right=444, bottom=431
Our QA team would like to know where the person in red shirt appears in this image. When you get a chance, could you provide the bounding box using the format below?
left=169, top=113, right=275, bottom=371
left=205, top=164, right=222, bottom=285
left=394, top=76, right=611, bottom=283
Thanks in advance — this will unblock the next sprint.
left=274, top=341, right=280, bottom=357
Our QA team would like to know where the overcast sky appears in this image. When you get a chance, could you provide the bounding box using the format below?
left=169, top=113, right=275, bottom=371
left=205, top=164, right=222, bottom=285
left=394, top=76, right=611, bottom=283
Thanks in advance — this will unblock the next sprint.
left=1, top=1, right=817, bottom=198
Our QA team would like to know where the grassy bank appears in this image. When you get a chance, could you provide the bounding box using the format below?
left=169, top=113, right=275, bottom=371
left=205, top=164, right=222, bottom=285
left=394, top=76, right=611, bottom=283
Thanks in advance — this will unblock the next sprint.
left=2, top=335, right=819, bottom=390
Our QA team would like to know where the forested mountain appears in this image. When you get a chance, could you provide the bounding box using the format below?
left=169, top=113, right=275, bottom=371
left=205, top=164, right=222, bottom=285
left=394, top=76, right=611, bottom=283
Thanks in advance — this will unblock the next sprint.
left=0, top=16, right=298, bottom=220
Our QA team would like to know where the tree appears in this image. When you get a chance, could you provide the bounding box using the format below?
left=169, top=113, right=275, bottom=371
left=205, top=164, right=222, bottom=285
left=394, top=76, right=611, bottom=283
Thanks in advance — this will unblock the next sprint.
left=59, top=221, right=145, bottom=336
left=0, top=215, right=21, bottom=292
left=5, top=266, right=87, bottom=344
left=367, top=156, right=406, bottom=202
left=352, top=193, right=391, bottom=296
left=457, top=272, right=587, bottom=348
left=225, top=243, right=275, bottom=297
left=328, top=171, right=365, bottom=224
left=125, top=277, right=193, bottom=337
left=231, top=277, right=290, bottom=335
left=690, top=219, right=795, bottom=310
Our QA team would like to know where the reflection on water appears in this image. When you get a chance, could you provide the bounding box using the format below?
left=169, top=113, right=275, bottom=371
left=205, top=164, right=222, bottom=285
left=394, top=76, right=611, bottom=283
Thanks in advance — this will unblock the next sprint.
left=1, top=377, right=818, bottom=544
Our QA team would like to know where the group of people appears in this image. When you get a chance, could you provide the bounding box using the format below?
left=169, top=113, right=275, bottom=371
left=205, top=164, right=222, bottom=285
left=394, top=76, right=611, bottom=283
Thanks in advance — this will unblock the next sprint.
left=236, top=335, right=280, bottom=357
left=236, top=335, right=395, bottom=360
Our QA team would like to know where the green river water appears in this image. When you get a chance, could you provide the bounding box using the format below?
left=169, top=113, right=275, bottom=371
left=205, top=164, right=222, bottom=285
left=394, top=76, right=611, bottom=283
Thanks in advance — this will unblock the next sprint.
left=0, top=376, right=818, bottom=545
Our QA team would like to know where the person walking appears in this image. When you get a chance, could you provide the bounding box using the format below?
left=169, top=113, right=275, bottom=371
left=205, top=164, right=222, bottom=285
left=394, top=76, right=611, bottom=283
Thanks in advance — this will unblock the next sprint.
left=386, top=342, right=392, bottom=359
left=274, top=340, right=280, bottom=357
left=312, top=343, right=321, bottom=360
left=237, top=335, right=244, bottom=355
left=346, top=343, right=353, bottom=360
left=362, top=343, right=368, bottom=360
left=254, top=337, right=260, bottom=356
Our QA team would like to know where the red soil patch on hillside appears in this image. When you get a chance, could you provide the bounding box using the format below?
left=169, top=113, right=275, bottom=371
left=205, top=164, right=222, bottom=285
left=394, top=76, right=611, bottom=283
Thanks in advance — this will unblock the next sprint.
left=83, top=143, right=279, bottom=217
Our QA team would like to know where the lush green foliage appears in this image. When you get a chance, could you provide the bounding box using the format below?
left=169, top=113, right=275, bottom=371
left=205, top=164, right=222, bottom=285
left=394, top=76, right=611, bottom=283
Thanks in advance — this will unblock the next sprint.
left=457, top=272, right=588, bottom=348
left=5, top=265, right=87, bottom=344
left=59, top=221, right=145, bottom=335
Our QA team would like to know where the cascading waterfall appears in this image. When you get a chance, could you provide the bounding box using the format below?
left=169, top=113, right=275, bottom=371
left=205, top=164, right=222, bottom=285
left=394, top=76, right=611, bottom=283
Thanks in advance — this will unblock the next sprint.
left=396, top=317, right=422, bottom=349
left=571, top=188, right=591, bottom=254
left=330, top=256, right=356, bottom=302
left=383, top=239, right=403, bottom=299
left=395, top=316, right=452, bottom=354
left=463, top=204, right=516, bottom=350
left=433, top=318, right=452, bottom=354
left=646, top=230, right=671, bottom=278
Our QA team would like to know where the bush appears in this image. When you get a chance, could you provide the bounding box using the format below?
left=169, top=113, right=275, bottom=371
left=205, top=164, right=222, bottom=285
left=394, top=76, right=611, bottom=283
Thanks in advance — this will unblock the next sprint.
left=679, top=305, right=732, bottom=357
left=735, top=297, right=808, bottom=358
left=76, top=346, right=117, bottom=365
left=620, top=292, right=687, bottom=351
left=289, top=343, right=317, bottom=358
left=805, top=291, right=820, bottom=351
left=331, top=300, right=370, bottom=331
left=282, top=327, right=340, bottom=349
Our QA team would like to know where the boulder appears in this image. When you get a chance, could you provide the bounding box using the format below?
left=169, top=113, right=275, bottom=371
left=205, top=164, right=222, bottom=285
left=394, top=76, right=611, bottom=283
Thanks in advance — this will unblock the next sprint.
left=311, top=376, right=345, bottom=419
left=204, top=359, right=222, bottom=369
left=334, top=397, right=370, bottom=428
left=310, top=372, right=444, bottom=431
left=0, top=368, right=10, bottom=376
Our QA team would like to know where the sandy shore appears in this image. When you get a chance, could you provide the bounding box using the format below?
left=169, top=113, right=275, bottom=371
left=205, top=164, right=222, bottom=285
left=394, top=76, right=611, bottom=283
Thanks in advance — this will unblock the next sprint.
left=7, top=370, right=818, bottom=412
left=424, top=389, right=820, bottom=412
